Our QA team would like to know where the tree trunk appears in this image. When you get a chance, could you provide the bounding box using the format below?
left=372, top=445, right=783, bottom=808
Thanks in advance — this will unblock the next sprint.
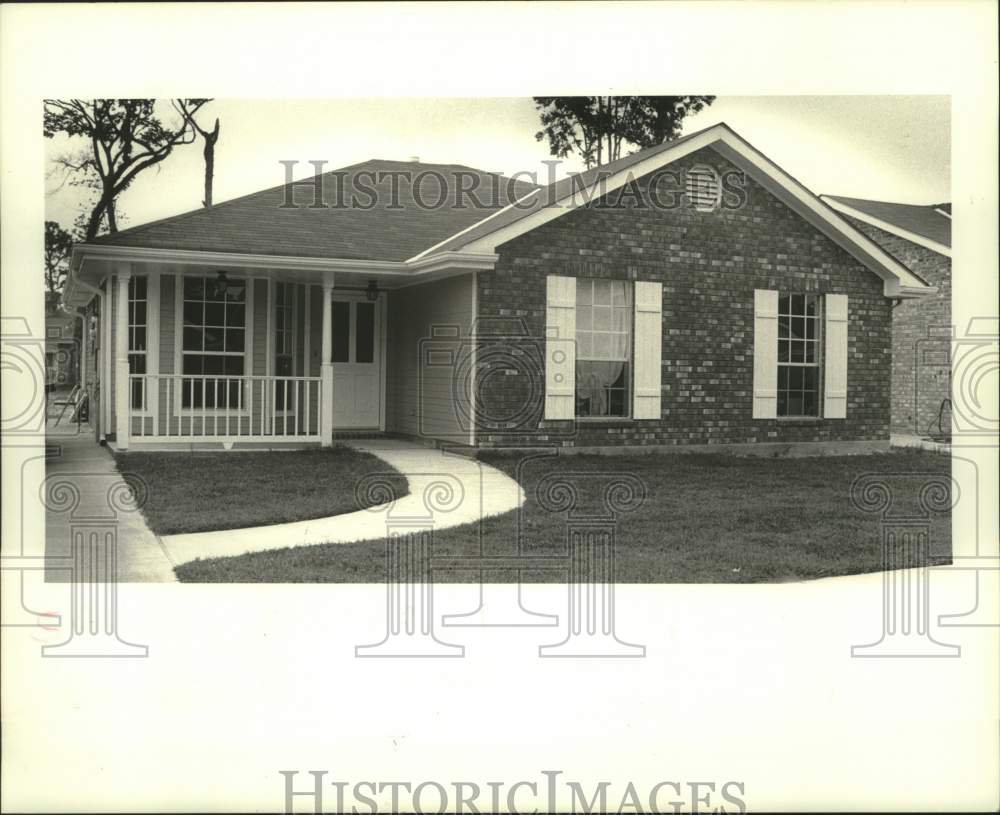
left=201, top=118, right=220, bottom=207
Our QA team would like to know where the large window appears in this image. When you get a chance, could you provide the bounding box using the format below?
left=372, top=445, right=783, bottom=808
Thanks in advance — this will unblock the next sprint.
left=182, top=275, right=246, bottom=408
left=575, top=279, right=631, bottom=417
left=128, top=276, right=147, bottom=410
left=777, top=293, right=821, bottom=417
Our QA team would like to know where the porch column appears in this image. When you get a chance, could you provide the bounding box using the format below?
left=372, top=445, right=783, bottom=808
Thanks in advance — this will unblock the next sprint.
left=320, top=278, right=334, bottom=446
left=114, top=264, right=132, bottom=450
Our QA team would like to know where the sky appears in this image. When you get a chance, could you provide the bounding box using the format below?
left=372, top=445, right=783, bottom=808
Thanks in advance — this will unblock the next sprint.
left=44, top=95, right=950, bottom=234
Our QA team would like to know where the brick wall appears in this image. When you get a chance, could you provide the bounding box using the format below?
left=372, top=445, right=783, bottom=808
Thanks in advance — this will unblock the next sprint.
left=842, top=217, right=952, bottom=436
left=474, top=147, right=893, bottom=449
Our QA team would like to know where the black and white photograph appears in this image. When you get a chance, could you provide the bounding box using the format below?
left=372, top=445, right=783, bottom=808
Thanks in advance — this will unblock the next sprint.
left=2, top=2, right=997, bottom=812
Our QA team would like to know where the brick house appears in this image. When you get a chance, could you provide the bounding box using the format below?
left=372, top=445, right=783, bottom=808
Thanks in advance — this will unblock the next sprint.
left=821, top=196, right=951, bottom=437
left=62, top=123, right=934, bottom=452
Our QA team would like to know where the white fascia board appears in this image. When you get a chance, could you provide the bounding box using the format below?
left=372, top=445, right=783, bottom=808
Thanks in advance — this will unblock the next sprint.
left=820, top=197, right=952, bottom=258
left=71, top=244, right=498, bottom=287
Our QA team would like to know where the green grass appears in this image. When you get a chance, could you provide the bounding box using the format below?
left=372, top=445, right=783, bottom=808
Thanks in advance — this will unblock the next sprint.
left=174, top=448, right=951, bottom=583
left=117, top=447, right=408, bottom=536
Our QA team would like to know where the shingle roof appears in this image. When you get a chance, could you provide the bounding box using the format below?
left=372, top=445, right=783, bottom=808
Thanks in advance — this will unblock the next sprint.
left=822, top=195, right=951, bottom=249
left=90, top=160, right=541, bottom=262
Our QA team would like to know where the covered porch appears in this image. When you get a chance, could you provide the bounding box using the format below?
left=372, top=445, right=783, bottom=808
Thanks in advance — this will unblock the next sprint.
left=63, top=246, right=487, bottom=450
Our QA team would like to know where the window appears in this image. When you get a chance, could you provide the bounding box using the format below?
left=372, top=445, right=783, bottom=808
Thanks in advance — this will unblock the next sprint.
left=128, top=276, right=147, bottom=410
left=686, top=165, right=721, bottom=212
left=777, top=293, right=822, bottom=417
left=575, top=279, right=631, bottom=417
left=182, top=274, right=246, bottom=408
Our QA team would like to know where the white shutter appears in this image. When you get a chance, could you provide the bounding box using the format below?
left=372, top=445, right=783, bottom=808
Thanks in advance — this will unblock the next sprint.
left=544, top=275, right=576, bottom=420
left=632, top=280, right=663, bottom=419
left=752, top=289, right=779, bottom=419
left=824, top=293, right=848, bottom=418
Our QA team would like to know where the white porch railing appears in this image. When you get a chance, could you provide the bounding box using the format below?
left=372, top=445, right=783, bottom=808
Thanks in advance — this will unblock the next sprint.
left=127, top=374, right=322, bottom=442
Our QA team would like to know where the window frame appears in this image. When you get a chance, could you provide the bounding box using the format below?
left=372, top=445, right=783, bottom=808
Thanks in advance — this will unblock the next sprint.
left=127, top=275, right=149, bottom=412
left=776, top=292, right=824, bottom=419
left=574, top=278, right=634, bottom=420
left=175, top=273, right=251, bottom=414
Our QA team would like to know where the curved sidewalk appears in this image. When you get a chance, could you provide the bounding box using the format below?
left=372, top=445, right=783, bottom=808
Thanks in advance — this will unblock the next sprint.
left=160, top=440, right=524, bottom=566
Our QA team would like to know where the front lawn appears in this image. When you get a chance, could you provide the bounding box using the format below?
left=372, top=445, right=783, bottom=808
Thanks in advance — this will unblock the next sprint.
left=118, top=447, right=408, bottom=535
left=173, top=448, right=951, bottom=583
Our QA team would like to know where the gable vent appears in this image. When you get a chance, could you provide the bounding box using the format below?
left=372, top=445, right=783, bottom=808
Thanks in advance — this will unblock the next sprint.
left=686, top=165, right=721, bottom=212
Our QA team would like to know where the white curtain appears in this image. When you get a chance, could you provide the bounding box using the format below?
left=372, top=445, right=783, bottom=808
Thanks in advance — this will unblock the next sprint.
left=576, top=361, right=625, bottom=415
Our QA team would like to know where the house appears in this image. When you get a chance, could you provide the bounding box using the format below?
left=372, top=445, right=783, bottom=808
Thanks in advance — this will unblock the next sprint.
left=44, top=309, right=78, bottom=391
left=820, top=195, right=951, bottom=438
left=62, top=122, right=935, bottom=453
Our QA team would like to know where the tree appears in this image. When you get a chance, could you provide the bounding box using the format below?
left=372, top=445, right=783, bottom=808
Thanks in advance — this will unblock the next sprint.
left=44, top=99, right=212, bottom=240
left=44, top=220, right=73, bottom=310
left=176, top=101, right=221, bottom=207
left=533, top=96, right=716, bottom=169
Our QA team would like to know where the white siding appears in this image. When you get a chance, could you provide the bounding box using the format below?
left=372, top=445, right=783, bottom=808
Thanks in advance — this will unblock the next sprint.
left=385, top=274, right=475, bottom=443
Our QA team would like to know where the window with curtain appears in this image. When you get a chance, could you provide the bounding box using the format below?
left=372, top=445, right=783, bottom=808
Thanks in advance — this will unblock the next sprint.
left=777, top=293, right=822, bottom=417
left=575, top=278, right=632, bottom=417
left=128, top=276, right=147, bottom=410
left=181, top=274, right=246, bottom=408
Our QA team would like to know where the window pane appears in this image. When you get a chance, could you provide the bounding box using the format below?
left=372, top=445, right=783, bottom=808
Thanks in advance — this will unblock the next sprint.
left=612, top=308, right=629, bottom=332
left=131, top=276, right=147, bottom=299
left=593, top=306, right=611, bottom=331
left=184, top=276, right=205, bottom=300
left=790, top=317, right=804, bottom=339
left=611, top=281, right=629, bottom=306
left=332, top=301, right=350, bottom=362
left=204, top=356, right=225, bottom=375
left=183, top=327, right=203, bottom=352
left=787, top=392, right=804, bottom=416
left=133, top=327, right=146, bottom=351
left=183, top=301, right=203, bottom=326
left=778, top=340, right=789, bottom=363
left=226, top=281, right=246, bottom=302
left=205, top=302, right=225, bottom=326
left=791, top=294, right=805, bottom=315
left=803, top=390, right=817, bottom=416
left=805, top=295, right=818, bottom=316
left=576, top=332, right=592, bottom=359
left=777, top=391, right=788, bottom=416
left=791, top=341, right=804, bottom=363
left=592, top=332, right=610, bottom=360
left=789, top=367, right=803, bottom=390
left=803, top=367, right=818, bottom=391
left=356, top=302, right=375, bottom=364
left=576, top=279, right=592, bottom=306
left=778, top=317, right=789, bottom=339
left=778, top=295, right=790, bottom=315
left=224, top=356, right=244, bottom=376
left=226, top=303, right=245, bottom=328
left=778, top=366, right=789, bottom=390
left=182, top=355, right=204, bottom=375
left=806, top=318, right=816, bottom=339
left=805, top=343, right=816, bottom=363
left=576, top=305, right=592, bottom=331
left=203, top=328, right=224, bottom=352
left=225, top=328, right=244, bottom=352
left=593, top=279, right=612, bottom=305
left=610, top=333, right=629, bottom=360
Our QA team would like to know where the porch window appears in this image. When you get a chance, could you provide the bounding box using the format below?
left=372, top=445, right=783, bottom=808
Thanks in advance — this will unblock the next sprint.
left=128, top=275, right=147, bottom=410
left=181, top=274, right=246, bottom=409
left=575, top=279, right=632, bottom=418
left=777, top=293, right=822, bottom=417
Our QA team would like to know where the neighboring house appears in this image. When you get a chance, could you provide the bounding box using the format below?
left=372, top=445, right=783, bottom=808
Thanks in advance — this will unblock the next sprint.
left=821, top=195, right=951, bottom=437
left=62, top=122, right=934, bottom=452
left=44, top=309, right=78, bottom=391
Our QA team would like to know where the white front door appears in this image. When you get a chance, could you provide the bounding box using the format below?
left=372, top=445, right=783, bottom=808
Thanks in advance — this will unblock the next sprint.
left=331, top=294, right=383, bottom=429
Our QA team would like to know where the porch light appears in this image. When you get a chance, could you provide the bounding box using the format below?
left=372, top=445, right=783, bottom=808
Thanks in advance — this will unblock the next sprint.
left=365, top=280, right=381, bottom=302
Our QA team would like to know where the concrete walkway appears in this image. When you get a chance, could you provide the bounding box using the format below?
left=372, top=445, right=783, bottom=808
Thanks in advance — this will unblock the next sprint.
left=890, top=433, right=951, bottom=454
left=44, top=428, right=178, bottom=583
left=160, top=439, right=525, bottom=566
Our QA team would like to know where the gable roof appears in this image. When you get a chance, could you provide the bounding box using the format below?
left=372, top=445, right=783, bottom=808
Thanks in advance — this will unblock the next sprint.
left=73, top=122, right=934, bottom=301
left=820, top=195, right=951, bottom=257
left=89, top=160, right=540, bottom=262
